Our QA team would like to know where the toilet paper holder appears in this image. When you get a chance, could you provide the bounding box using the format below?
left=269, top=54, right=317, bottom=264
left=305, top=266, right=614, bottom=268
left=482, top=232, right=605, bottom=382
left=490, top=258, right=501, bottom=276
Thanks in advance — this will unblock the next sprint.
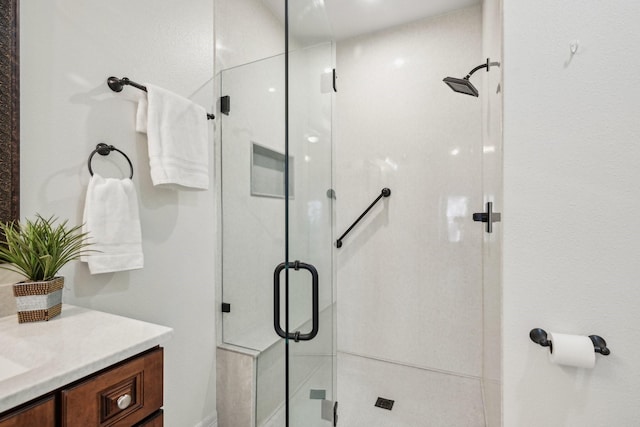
left=529, top=328, right=611, bottom=356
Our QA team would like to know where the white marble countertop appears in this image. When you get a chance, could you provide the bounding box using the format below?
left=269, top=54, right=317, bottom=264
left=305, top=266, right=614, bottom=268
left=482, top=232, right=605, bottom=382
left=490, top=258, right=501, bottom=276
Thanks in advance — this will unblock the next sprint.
left=0, top=305, right=173, bottom=414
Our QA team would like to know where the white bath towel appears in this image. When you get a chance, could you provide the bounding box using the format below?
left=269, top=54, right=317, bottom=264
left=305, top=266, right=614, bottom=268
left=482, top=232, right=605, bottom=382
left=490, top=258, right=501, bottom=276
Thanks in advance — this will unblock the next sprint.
left=81, top=174, right=144, bottom=274
left=136, top=84, right=209, bottom=190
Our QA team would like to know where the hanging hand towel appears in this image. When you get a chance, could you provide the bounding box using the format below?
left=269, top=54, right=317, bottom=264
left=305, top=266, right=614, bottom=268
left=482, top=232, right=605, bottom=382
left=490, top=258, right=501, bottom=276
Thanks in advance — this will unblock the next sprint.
left=136, top=84, right=209, bottom=190
left=81, top=173, right=144, bottom=274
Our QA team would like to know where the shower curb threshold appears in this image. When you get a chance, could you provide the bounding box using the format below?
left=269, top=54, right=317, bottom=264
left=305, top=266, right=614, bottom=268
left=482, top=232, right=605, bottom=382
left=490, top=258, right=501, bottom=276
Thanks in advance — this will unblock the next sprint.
left=338, top=350, right=483, bottom=381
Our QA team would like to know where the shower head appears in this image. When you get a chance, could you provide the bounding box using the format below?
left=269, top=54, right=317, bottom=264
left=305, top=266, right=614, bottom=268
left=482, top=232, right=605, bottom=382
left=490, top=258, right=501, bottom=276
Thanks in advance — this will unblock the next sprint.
left=443, top=76, right=478, bottom=97
left=443, top=58, right=500, bottom=97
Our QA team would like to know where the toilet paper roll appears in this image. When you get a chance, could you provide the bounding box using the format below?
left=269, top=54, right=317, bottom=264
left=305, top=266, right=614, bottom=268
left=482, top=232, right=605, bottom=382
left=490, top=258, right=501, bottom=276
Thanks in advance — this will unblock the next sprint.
left=548, top=332, right=596, bottom=368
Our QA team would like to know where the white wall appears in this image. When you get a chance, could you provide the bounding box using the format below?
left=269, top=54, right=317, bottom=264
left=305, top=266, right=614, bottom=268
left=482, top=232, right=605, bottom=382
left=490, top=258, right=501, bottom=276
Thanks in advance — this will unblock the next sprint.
left=214, top=0, right=284, bottom=74
left=19, top=1, right=217, bottom=426
left=336, top=5, right=483, bottom=377
left=503, top=2, right=640, bottom=426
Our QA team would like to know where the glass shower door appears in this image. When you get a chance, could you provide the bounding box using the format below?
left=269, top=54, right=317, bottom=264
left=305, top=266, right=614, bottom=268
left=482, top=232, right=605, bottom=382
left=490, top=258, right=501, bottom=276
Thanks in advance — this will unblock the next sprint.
left=281, top=40, right=335, bottom=426
left=220, top=1, right=334, bottom=424
left=220, top=46, right=335, bottom=427
left=281, top=2, right=336, bottom=424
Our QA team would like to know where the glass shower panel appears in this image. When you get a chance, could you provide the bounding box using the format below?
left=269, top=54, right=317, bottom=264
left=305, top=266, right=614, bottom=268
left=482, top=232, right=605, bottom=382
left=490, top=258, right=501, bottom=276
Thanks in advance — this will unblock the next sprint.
left=221, top=55, right=285, bottom=352
left=286, top=42, right=335, bottom=427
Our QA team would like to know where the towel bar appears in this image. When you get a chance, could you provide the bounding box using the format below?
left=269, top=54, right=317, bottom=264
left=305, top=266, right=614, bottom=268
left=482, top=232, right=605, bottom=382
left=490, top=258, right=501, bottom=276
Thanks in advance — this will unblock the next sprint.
left=107, top=76, right=215, bottom=120
left=88, top=143, right=134, bottom=179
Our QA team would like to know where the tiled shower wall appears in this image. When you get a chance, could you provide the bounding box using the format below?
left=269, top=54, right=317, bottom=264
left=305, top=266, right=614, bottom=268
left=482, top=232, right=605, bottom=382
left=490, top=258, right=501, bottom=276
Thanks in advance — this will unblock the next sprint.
left=335, top=5, right=486, bottom=425
left=481, top=0, right=503, bottom=425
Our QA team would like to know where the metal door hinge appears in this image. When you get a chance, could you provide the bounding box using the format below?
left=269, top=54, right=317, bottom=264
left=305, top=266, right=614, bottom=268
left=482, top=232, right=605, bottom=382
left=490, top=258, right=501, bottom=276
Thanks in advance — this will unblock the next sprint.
left=320, top=400, right=338, bottom=425
left=221, top=303, right=231, bottom=313
left=221, top=95, right=230, bottom=115
left=472, top=201, right=501, bottom=233
left=333, top=69, right=337, bottom=92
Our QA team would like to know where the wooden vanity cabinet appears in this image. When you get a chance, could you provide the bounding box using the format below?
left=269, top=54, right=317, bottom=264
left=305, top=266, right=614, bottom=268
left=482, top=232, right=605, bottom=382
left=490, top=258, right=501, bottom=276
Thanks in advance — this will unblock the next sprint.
left=0, top=347, right=164, bottom=427
left=132, top=410, right=163, bottom=427
left=0, top=396, right=55, bottom=427
left=61, top=346, right=163, bottom=426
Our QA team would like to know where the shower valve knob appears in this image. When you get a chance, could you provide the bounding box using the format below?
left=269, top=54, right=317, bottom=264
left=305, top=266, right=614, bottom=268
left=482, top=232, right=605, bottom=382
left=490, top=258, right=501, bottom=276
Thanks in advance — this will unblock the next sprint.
left=473, top=202, right=501, bottom=233
left=472, top=212, right=488, bottom=222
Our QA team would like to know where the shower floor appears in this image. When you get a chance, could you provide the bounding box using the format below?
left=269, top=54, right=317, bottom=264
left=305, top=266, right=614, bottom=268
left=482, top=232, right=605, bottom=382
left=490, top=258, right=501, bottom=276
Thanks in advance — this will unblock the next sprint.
left=337, top=352, right=485, bottom=427
left=260, top=355, right=334, bottom=427
left=259, top=352, right=486, bottom=427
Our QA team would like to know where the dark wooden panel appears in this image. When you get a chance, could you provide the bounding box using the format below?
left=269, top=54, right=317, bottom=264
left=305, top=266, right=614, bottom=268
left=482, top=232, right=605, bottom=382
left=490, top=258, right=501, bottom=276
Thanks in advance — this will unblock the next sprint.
left=0, top=395, right=55, bottom=427
left=134, top=410, right=163, bottom=427
left=0, top=0, right=19, bottom=224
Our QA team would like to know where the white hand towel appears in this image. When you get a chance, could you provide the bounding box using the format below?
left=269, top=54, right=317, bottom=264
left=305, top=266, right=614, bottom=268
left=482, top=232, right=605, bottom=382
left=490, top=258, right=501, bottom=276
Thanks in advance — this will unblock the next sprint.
left=81, top=174, right=144, bottom=274
left=136, top=84, right=209, bottom=190
left=136, top=95, right=148, bottom=133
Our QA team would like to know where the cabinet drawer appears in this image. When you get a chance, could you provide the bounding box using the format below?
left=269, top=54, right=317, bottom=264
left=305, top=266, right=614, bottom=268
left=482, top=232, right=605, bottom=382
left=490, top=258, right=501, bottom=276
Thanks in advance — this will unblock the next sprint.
left=61, top=347, right=163, bottom=427
left=0, top=395, right=55, bottom=427
left=134, top=410, right=163, bottom=427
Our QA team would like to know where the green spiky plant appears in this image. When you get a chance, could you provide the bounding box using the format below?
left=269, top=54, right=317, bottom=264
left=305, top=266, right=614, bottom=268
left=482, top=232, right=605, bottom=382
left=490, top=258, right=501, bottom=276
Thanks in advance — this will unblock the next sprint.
left=0, top=215, right=93, bottom=281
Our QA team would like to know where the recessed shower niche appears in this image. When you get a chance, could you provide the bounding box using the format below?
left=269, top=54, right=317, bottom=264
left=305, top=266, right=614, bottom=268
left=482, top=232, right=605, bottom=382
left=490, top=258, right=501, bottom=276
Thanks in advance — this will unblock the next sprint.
left=251, top=142, right=294, bottom=198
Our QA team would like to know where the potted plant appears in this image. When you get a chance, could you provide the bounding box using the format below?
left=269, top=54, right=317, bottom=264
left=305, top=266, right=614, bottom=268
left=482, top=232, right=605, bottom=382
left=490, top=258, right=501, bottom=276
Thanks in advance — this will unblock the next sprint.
left=0, top=215, right=92, bottom=323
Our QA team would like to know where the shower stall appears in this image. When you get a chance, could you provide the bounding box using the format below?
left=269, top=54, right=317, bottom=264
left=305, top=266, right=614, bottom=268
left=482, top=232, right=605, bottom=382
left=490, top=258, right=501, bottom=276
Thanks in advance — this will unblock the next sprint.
left=216, top=1, right=502, bottom=426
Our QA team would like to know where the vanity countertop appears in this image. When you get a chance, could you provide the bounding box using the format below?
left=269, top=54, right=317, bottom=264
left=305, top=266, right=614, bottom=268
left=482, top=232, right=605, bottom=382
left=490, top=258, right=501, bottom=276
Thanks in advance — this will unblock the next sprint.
left=0, top=304, right=173, bottom=413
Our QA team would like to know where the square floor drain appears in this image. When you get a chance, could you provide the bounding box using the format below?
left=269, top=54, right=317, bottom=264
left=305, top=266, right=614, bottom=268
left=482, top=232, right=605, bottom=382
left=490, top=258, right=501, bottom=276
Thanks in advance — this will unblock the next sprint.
left=374, top=397, right=394, bottom=410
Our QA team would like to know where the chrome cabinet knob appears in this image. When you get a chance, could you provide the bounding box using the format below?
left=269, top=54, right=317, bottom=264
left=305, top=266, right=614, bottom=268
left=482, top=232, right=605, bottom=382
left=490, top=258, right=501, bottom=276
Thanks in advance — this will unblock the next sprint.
left=117, top=394, right=132, bottom=410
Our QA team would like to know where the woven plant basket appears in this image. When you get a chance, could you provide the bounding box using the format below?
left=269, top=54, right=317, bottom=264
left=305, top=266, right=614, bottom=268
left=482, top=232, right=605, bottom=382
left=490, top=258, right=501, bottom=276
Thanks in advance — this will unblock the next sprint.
left=13, top=276, right=64, bottom=323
